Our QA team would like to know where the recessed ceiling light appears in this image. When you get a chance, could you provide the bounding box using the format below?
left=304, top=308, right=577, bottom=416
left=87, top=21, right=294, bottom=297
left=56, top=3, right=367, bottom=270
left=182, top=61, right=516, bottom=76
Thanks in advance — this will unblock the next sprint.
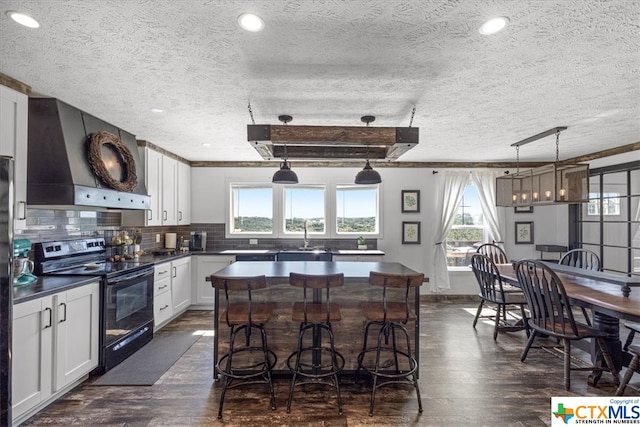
left=150, top=108, right=164, bottom=113
left=202, top=143, right=212, bottom=147
left=237, top=13, right=264, bottom=32
left=7, top=11, right=40, bottom=28
left=479, top=16, right=509, bottom=35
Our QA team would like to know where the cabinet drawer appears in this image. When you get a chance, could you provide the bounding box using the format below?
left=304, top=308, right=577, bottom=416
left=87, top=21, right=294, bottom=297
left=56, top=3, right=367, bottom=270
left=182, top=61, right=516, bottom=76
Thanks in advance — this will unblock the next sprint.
left=154, top=263, right=171, bottom=281
left=154, top=291, right=173, bottom=326
left=154, top=277, right=171, bottom=296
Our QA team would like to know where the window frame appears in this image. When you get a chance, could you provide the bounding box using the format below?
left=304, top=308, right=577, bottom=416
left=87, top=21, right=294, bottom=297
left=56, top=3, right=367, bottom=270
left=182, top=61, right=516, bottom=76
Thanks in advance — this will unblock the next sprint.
left=226, top=179, right=383, bottom=239
left=334, top=184, right=381, bottom=237
left=281, top=184, right=328, bottom=237
left=446, top=183, right=488, bottom=269
left=227, top=182, right=276, bottom=238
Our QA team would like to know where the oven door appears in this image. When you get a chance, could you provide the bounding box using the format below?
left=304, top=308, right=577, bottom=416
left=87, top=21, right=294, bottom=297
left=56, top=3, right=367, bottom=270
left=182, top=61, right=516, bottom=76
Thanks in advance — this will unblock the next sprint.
left=102, top=266, right=154, bottom=371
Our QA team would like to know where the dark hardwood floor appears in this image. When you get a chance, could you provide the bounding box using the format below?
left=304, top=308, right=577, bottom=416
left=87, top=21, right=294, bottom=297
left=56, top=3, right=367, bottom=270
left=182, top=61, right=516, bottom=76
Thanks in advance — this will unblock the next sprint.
left=20, top=300, right=635, bottom=426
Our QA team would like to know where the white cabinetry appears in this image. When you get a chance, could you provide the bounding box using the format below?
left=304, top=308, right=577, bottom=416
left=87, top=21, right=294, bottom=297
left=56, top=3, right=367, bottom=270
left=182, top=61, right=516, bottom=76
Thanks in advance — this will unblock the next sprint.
left=12, top=282, right=100, bottom=424
left=0, top=84, right=28, bottom=230
left=172, top=256, right=191, bottom=313
left=154, top=256, right=192, bottom=331
left=192, top=255, right=235, bottom=307
left=122, top=148, right=189, bottom=227
left=161, top=155, right=178, bottom=225
left=145, top=148, right=163, bottom=226
left=153, top=262, right=173, bottom=330
left=177, top=160, right=191, bottom=225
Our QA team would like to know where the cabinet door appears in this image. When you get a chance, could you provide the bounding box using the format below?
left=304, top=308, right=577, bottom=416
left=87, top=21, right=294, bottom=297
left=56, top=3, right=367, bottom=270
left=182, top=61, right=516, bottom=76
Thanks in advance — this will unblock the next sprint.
left=146, top=148, right=163, bottom=226
left=0, top=85, right=28, bottom=230
left=177, top=161, right=191, bottom=225
left=54, top=282, right=100, bottom=391
left=172, top=257, right=191, bottom=313
left=12, top=296, right=53, bottom=420
left=154, top=282, right=173, bottom=329
left=162, top=155, right=178, bottom=225
left=193, top=256, right=235, bottom=306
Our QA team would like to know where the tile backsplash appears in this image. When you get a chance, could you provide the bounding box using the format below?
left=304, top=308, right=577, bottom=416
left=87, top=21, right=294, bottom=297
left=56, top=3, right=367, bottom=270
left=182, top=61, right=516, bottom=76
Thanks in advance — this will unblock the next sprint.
left=16, top=208, right=376, bottom=253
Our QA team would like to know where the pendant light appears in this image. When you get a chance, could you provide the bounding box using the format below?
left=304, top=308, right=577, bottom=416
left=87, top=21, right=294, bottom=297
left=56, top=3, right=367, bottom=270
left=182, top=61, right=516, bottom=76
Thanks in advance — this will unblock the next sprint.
left=355, top=116, right=382, bottom=184
left=495, top=127, right=589, bottom=206
left=272, top=115, right=298, bottom=184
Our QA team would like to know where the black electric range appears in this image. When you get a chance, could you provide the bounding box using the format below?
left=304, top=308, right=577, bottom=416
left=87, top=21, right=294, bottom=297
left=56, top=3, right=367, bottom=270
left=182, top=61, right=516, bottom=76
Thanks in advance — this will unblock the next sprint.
left=34, top=238, right=156, bottom=373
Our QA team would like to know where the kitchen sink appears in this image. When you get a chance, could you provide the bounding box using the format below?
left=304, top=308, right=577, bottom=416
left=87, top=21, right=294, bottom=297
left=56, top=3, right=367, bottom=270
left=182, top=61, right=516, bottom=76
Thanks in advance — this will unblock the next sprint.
left=277, top=248, right=332, bottom=261
left=280, top=247, right=329, bottom=252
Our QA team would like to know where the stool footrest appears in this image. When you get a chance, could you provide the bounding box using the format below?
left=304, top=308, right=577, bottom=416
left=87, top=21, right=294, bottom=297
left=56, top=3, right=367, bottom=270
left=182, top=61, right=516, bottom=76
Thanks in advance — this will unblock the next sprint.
left=217, top=347, right=277, bottom=380
left=286, top=347, right=345, bottom=378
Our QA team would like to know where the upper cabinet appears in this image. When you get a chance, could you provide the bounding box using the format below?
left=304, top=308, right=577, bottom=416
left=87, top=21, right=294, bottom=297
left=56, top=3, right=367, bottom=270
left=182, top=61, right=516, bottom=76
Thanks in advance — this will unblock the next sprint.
left=0, top=84, right=28, bottom=230
left=122, top=146, right=190, bottom=226
left=161, top=154, right=178, bottom=225
left=177, top=160, right=191, bottom=225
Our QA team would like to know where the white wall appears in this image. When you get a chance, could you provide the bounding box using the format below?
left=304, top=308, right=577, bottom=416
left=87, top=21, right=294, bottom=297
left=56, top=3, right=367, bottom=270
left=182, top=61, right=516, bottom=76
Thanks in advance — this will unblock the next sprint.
left=190, top=150, right=635, bottom=295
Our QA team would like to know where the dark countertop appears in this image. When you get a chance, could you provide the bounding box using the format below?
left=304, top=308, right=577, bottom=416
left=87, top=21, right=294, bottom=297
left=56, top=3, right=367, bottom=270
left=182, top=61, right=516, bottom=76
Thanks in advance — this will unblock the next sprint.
left=14, top=249, right=386, bottom=304
left=13, top=275, right=101, bottom=304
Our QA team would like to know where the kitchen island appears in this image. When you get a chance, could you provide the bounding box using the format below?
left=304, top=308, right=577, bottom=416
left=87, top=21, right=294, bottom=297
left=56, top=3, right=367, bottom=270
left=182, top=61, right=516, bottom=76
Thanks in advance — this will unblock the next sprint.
left=208, top=260, right=427, bottom=376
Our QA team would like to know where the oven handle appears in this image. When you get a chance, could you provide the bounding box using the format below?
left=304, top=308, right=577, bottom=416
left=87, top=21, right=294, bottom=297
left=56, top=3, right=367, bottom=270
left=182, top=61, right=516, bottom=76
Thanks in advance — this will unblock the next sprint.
left=108, top=268, right=154, bottom=284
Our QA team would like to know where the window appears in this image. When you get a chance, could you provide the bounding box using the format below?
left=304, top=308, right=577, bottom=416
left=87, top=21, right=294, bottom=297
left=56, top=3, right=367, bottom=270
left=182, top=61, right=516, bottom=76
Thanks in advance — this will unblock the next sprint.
left=573, top=163, right=639, bottom=276
left=335, top=185, right=379, bottom=235
left=587, top=192, right=620, bottom=216
left=230, top=185, right=273, bottom=234
left=283, top=185, right=326, bottom=234
left=228, top=181, right=382, bottom=238
left=446, top=185, right=485, bottom=266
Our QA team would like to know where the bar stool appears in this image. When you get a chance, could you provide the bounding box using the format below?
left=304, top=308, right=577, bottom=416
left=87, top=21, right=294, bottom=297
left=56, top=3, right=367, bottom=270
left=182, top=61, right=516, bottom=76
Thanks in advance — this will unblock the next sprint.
left=210, top=274, right=277, bottom=419
left=356, top=271, right=424, bottom=417
left=286, top=272, right=345, bottom=415
left=616, top=344, right=640, bottom=396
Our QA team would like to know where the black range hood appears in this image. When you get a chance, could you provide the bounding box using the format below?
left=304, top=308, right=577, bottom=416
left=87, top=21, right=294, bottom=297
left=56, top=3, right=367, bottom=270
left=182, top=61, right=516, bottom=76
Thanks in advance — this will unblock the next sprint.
left=27, top=98, right=150, bottom=210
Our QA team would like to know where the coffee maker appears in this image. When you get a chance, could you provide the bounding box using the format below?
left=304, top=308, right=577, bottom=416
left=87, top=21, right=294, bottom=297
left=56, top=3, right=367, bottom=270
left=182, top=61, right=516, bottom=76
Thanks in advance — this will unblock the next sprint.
left=13, top=238, right=37, bottom=286
left=189, top=231, right=207, bottom=251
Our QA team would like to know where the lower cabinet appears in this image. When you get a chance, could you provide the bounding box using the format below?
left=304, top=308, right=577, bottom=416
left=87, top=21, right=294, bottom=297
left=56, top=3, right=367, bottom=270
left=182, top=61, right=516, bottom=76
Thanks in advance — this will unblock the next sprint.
left=192, top=255, right=235, bottom=308
left=154, top=256, right=192, bottom=331
left=12, top=282, right=100, bottom=424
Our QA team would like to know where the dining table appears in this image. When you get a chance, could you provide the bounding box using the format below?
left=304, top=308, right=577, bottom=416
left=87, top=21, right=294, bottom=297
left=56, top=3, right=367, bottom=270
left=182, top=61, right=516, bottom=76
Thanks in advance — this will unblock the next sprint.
left=207, top=260, right=426, bottom=377
left=496, top=262, right=640, bottom=386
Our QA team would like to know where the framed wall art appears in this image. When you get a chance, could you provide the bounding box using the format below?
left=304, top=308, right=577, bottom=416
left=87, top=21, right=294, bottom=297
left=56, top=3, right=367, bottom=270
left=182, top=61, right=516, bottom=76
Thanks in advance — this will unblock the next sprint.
left=402, top=221, right=421, bottom=244
left=515, top=221, right=534, bottom=244
left=514, top=206, right=534, bottom=213
left=402, top=190, right=420, bottom=213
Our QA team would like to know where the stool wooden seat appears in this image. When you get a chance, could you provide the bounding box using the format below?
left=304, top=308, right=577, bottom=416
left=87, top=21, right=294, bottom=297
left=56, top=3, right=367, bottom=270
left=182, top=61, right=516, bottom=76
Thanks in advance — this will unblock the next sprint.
left=210, top=274, right=276, bottom=419
left=356, top=271, right=424, bottom=416
left=286, top=272, right=345, bottom=416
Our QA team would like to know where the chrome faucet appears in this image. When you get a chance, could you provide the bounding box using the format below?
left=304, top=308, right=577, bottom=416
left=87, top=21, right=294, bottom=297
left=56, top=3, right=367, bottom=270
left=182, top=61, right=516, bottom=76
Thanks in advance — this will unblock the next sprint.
left=303, top=220, right=309, bottom=249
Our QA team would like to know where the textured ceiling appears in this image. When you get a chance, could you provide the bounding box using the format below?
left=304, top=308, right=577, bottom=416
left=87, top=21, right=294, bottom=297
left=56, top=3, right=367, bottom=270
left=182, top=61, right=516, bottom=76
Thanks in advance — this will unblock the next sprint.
left=0, top=0, right=638, bottom=163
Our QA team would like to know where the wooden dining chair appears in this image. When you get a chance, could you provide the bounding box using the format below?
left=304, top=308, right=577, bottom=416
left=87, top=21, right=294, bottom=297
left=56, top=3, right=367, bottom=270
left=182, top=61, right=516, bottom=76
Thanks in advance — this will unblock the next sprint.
left=476, top=243, right=509, bottom=264
left=616, top=344, right=640, bottom=395
left=559, top=248, right=601, bottom=326
left=470, top=254, right=528, bottom=340
left=559, top=248, right=601, bottom=271
left=515, top=260, right=620, bottom=390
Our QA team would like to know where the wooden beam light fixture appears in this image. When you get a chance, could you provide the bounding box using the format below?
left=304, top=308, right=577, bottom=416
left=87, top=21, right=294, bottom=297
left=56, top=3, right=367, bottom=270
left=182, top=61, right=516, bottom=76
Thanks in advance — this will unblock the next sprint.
left=496, top=127, right=589, bottom=206
left=248, top=114, right=419, bottom=161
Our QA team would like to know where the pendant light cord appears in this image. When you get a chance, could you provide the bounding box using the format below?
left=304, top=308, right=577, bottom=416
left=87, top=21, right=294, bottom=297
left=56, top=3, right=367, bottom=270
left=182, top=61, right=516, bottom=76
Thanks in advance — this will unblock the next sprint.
left=247, top=102, right=256, bottom=125
left=555, top=129, right=561, bottom=163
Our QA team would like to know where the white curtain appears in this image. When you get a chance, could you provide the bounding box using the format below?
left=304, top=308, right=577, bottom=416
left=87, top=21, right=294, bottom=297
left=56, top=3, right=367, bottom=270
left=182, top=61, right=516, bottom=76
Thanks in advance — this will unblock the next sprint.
left=432, top=170, right=468, bottom=292
left=471, top=170, right=505, bottom=247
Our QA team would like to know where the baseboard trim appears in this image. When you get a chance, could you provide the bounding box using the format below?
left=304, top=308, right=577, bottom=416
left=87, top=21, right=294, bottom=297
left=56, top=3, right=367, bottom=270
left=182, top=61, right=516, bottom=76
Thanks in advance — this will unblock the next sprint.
left=420, top=294, right=478, bottom=303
